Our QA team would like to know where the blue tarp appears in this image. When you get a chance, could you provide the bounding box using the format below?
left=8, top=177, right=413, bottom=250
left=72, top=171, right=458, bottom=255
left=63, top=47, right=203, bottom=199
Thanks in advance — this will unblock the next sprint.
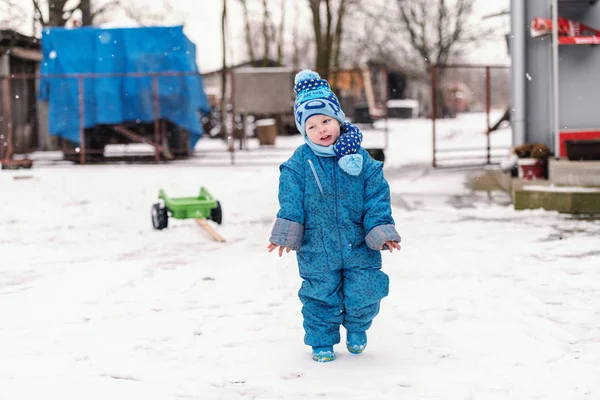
left=39, top=25, right=210, bottom=148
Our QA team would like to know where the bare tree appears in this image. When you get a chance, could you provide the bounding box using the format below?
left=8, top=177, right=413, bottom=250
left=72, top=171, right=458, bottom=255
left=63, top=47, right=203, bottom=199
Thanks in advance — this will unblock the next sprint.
left=276, top=0, right=286, bottom=65
left=341, top=0, right=491, bottom=81
left=238, top=0, right=287, bottom=67
left=0, top=0, right=27, bottom=30
left=29, top=0, right=121, bottom=28
left=260, top=0, right=287, bottom=66
left=116, top=0, right=184, bottom=27
left=331, top=0, right=347, bottom=71
left=238, top=0, right=257, bottom=66
left=30, top=0, right=79, bottom=27
left=341, top=1, right=395, bottom=68
left=78, top=0, right=122, bottom=26
left=308, top=0, right=326, bottom=72
left=291, top=0, right=300, bottom=69
left=396, top=0, right=487, bottom=78
left=387, top=0, right=498, bottom=117
left=261, top=0, right=271, bottom=66
left=307, top=0, right=357, bottom=75
left=1, top=0, right=180, bottom=35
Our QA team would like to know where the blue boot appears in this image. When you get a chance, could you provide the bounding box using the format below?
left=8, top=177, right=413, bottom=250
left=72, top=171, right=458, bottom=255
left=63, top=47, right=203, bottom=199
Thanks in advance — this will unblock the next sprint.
left=312, top=346, right=335, bottom=362
left=346, top=332, right=367, bottom=354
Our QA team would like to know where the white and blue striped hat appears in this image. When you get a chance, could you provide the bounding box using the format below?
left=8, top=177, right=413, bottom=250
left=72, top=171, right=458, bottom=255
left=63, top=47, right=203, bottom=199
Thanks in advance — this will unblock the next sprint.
left=293, top=70, right=346, bottom=137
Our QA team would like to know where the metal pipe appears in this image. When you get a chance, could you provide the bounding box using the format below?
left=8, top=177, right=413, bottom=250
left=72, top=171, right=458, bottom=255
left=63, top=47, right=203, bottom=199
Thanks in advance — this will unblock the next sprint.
left=228, top=70, right=235, bottom=164
left=153, top=75, right=160, bottom=163
left=78, top=76, right=85, bottom=165
left=510, top=0, right=526, bottom=146
left=230, top=68, right=239, bottom=155
left=6, top=71, right=205, bottom=79
left=551, top=0, right=560, bottom=157
left=486, top=66, right=491, bottom=164
left=0, top=78, right=6, bottom=161
left=383, top=66, right=389, bottom=151
left=4, top=76, right=13, bottom=160
left=431, top=64, right=437, bottom=168
left=161, top=119, right=166, bottom=155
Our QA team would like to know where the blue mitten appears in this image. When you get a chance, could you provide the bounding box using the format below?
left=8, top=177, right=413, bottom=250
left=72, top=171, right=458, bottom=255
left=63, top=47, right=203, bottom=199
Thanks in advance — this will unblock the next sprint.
left=334, top=122, right=363, bottom=175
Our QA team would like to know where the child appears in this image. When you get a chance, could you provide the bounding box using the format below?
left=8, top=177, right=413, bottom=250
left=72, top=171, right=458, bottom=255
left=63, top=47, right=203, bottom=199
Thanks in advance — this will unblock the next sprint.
left=267, top=70, right=401, bottom=362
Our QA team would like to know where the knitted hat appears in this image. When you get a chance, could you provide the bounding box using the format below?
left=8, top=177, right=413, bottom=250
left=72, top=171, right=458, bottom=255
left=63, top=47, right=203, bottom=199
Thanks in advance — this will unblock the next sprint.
left=293, top=69, right=363, bottom=175
left=293, top=70, right=346, bottom=137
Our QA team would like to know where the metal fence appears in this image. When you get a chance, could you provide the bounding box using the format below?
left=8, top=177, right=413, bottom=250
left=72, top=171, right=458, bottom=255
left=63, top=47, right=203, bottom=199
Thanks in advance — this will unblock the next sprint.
left=1, top=66, right=390, bottom=165
left=165, top=65, right=390, bottom=166
left=0, top=71, right=208, bottom=165
left=431, top=64, right=512, bottom=168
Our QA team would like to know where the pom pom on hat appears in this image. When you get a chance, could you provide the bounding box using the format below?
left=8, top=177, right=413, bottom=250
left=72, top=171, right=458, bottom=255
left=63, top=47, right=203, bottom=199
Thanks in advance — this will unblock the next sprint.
left=293, top=69, right=331, bottom=96
left=295, top=69, right=321, bottom=85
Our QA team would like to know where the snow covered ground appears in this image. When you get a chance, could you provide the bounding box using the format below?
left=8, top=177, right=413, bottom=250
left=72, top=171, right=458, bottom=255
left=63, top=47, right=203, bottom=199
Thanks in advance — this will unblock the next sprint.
left=1, top=114, right=599, bottom=399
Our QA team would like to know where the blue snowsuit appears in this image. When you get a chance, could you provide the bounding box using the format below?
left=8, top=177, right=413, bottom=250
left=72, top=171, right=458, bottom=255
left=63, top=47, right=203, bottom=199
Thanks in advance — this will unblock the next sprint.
left=270, top=145, right=401, bottom=347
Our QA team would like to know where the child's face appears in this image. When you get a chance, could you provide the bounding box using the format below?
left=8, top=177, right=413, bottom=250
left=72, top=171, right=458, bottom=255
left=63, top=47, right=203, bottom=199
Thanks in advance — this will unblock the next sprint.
left=305, top=114, right=340, bottom=147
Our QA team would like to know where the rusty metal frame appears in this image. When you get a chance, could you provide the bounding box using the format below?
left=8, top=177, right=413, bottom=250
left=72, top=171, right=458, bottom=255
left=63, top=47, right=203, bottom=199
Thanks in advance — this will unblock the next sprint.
left=2, top=75, right=13, bottom=161
left=2, top=67, right=392, bottom=166
left=111, top=125, right=173, bottom=160
left=0, top=70, right=206, bottom=165
left=431, top=64, right=511, bottom=169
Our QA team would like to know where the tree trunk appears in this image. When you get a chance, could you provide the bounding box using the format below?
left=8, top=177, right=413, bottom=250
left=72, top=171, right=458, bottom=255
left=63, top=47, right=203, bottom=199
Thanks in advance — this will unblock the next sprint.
left=309, top=0, right=324, bottom=72
left=31, top=0, right=46, bottom=28
left=309, top=0, right=350, bottom=78
left=45, top=0, right=69, bottom=26
left=239, top=0, right=256, bottom=66
left=277, top=0, right=286, bottom=65
left=261, top=0, right=271, bottom=66
left=331, top=0, right=347, bottom=88
left=292, top=1, right=300, bottom=69
left=323, top=0, right=333, bottom=74
left=396, top=0, right=476, bottom=80
left=80, top=0, right=93, bottom=26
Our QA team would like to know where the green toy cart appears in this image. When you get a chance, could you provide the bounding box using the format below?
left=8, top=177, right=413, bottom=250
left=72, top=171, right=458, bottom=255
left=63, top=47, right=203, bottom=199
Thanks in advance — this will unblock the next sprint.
left=151, top=187, right=223, bottom=231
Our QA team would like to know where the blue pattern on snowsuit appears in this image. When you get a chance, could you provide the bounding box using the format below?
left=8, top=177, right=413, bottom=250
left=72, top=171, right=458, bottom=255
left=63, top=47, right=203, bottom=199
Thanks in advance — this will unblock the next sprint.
left=270, top=145, right=401, bottom=347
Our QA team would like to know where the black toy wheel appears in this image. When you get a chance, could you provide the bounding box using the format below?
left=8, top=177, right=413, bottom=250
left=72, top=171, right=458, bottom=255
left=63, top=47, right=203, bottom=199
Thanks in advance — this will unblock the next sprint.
left=151, top=203, right=169, bottom=230
left=209, top=201, right=223, bottom=225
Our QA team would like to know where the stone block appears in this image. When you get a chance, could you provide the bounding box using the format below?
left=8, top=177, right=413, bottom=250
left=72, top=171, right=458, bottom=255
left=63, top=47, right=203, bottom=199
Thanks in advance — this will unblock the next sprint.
left=514, top=185, right=600, bottom=213
left=549, top=159, right=600, bottom=187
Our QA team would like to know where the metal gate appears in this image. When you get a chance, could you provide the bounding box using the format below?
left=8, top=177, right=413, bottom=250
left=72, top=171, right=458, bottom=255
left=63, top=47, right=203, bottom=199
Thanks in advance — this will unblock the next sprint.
left=431, top=64, right=512, bottom=168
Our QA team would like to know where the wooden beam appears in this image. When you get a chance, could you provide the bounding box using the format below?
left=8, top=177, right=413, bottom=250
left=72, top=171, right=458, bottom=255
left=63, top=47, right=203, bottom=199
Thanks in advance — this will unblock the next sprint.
left=111, top=125, right=173, bottom=159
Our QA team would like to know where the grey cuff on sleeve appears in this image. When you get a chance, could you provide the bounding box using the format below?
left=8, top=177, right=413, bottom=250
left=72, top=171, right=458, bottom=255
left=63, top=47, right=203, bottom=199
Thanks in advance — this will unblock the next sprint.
left=269, top=218, right=304, bottom=250
left=365, top=224, right=401, bottom=251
